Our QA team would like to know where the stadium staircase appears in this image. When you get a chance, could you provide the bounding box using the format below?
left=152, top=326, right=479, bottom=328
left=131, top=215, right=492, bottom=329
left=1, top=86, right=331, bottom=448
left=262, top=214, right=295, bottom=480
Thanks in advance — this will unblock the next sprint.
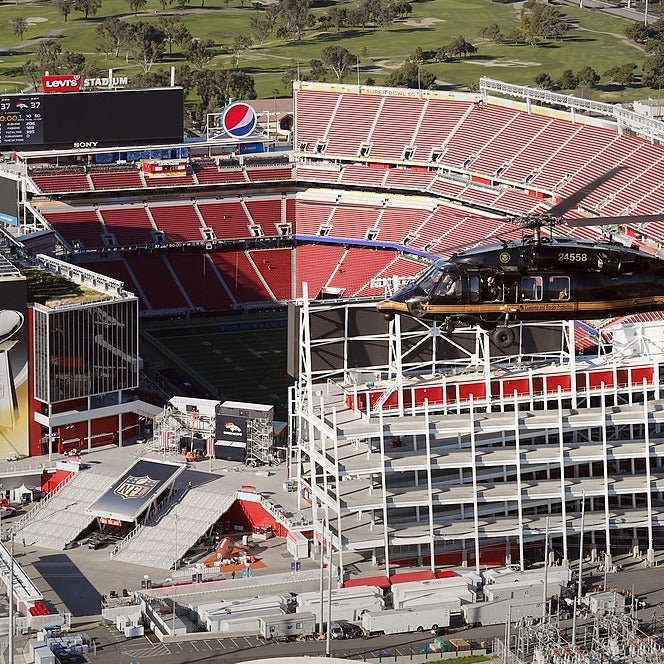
left=112, top=477, right=236, bottom=570
left=10, top=469, right=118, bottom=550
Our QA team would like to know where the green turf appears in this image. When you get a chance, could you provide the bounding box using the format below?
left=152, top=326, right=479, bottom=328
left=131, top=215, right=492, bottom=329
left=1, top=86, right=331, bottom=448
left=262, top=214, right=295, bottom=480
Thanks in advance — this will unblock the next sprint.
left=142, top=315, right=290, bottom=420
left=0, top=0, right=658, bottom=101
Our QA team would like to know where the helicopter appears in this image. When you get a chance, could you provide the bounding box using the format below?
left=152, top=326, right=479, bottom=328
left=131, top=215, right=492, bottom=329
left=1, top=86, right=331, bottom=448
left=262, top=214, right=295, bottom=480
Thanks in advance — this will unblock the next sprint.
left=376, top=170, right=664, bottom=348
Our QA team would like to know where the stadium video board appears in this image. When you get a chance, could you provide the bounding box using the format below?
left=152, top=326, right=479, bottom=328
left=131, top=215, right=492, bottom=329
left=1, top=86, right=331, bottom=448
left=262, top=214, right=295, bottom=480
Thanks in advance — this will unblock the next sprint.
left=0, top=88, right=183, bottom=150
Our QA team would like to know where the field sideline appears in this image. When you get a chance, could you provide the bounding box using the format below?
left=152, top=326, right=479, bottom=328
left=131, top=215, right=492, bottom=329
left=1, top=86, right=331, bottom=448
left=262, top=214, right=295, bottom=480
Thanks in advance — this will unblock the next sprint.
left=0, top=0, right=655, bottom=100
left=141, top=314, right=290, bottom=420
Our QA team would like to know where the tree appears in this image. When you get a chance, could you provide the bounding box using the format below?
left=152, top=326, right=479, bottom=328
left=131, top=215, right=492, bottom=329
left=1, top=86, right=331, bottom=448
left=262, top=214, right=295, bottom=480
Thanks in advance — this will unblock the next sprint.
left=321, top=46, right=355, bottom=81
left=73, top=0, right=102, bottom=19
left=605, top=62, right=637, bottom=87
left=127, top=22, right=165, bottom=72
left=126, top=0, right=147, bottom=15
left=219, top=70, right=256, bottom=103
left=479, top=23, right=503, bottom=43
left=57, top=0, right=75, bottom=22
left=520, top=3, right=569, bottom=44
left=36, top=40, right=62, bottom=71
left=576, top=66, right=600, bottom=88
left=11, top=17, right=28, bottom=41
left=534, top=72, right=554, bottom=90
left=194, top=68, right=218, bottom=107
left=387, top=59, right=435, bottom=89
left=269, top=0, right=311, bottom=42
left=281, top=66, right=298, bottom=91
left=22, top=60, right=40, bottom=89
left=447, top=35, right=476, bottom=59
left=59, top=51, right=86, bottom=73
left=185, top=38, right=214, bottom=70
left=557, top=69, right=578, bottom=90
left=159, top=15, right=191, bottom=54
left=250, top=13, right=272, bottom=44
left=230, top=35, right=252, bottom=68
left=389, top=0, right=411, bottom=19
left=642, top=54, right=664, bottom=88
left=308, top=58, right=325, bottom=81
left=96, top=18, right=129, bottom=57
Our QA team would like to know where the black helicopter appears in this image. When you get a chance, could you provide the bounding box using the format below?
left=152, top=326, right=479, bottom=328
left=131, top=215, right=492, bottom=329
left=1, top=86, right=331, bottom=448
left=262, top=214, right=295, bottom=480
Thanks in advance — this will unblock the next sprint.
left=377, top=170, right=664, bottom=348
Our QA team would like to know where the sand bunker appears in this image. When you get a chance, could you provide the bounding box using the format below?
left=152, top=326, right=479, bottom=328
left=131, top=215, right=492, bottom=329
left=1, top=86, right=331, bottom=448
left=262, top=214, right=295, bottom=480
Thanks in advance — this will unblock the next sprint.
left=25, top=17, right=48, bottom=25
left=403, top=17, right=443, bottom=28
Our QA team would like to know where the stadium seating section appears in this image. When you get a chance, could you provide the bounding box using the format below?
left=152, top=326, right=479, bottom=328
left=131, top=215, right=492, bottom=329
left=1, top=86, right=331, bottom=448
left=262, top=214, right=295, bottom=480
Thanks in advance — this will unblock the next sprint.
left=29, top=84, right=664, bottom=315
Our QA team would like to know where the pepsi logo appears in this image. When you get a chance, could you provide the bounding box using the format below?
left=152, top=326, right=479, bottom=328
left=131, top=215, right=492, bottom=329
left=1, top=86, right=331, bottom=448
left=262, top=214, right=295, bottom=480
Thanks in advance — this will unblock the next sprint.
left=221, top=101, right=257, bottom=138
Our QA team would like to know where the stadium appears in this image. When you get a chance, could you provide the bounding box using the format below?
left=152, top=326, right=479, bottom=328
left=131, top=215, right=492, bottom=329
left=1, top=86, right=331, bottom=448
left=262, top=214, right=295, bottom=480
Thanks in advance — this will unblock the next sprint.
left=1, top=73, right=664, bottom=614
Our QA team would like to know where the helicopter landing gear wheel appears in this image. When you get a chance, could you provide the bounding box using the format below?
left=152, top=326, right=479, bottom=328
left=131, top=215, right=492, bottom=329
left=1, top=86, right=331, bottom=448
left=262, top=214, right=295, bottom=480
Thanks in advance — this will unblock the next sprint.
left=383, top=312, right=395, bottom=322
left=442, top=320, right=455, bottom=333
left=491, top=326, right=515, bottom=349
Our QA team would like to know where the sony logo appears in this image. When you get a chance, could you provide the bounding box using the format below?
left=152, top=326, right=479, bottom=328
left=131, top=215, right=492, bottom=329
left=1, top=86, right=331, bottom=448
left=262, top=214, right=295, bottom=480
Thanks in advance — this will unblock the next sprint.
left=73, top=141, right=98, bottom=148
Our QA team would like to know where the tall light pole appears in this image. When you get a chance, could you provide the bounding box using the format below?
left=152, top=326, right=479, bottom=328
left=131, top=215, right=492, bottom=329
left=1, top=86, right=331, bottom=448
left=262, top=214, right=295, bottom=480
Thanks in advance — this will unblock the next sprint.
left=9, top=533, right=15, bottom=664
left=174, top=513, right=178, bottom=572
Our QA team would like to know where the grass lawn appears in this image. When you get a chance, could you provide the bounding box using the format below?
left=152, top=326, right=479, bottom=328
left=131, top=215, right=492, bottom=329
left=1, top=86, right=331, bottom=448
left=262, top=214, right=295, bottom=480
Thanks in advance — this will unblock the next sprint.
left=0, top=0, right=655, bottom=100
left=142, top=315, right=290, bottom=419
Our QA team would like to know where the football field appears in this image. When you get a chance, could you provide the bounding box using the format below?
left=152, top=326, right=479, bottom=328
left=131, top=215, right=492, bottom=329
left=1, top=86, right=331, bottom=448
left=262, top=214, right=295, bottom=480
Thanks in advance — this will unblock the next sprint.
left=142, top=316, right=290, bottom=420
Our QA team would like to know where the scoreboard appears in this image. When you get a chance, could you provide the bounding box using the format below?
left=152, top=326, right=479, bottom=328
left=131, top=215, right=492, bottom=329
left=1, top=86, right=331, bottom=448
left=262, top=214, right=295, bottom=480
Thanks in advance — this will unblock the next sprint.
left=0, top=88, right=183, bottom=150
left=0, top=96, right=43, bottom=146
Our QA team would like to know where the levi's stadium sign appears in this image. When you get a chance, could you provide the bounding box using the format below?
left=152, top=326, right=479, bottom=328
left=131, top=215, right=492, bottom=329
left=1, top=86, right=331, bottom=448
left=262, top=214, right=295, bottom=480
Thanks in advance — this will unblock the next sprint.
left=41, top=75, right=81, bottom=93
left=41, top=74, right=129, bottom=93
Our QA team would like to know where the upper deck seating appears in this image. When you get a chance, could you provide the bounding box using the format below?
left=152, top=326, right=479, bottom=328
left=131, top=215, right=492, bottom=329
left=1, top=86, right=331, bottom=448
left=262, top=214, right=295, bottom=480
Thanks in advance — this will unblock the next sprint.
left=150, top=204, right=204, bottom=242
left=197, top=202, right=253, bottom=240
left=42, top=209, right=106, bottom=250
left=100, top=207, right=154, bottom=246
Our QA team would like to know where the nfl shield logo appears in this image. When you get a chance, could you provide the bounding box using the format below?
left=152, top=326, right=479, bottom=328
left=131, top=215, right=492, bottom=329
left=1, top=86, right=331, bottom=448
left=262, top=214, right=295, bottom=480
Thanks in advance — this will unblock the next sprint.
left=114, top=475, right=159, bottom=500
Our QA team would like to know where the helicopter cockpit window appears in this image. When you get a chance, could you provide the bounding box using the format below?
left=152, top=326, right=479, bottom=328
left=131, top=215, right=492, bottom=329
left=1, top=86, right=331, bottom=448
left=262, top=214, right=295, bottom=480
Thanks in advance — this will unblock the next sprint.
left=547, top=276, right=570, bottom=301
left=520, top=276, right=543, bottom=302
left=417, top=264, right=459, bottom=297
left=469, top=275, right=481, bottom=303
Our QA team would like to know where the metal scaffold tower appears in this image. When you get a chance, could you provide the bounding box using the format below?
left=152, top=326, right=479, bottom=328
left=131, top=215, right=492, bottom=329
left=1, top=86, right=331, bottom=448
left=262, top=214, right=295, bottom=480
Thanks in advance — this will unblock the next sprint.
left=152, top=405, right=215, bottom=455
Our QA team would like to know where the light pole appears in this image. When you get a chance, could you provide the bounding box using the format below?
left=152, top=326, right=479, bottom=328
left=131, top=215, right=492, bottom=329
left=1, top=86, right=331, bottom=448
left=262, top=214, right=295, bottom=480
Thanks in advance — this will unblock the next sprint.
left=9, top=532, right=15, bottom=664
left=164, top=578, right=175, bottom=635
left=174, top=514, right=178, bottom=572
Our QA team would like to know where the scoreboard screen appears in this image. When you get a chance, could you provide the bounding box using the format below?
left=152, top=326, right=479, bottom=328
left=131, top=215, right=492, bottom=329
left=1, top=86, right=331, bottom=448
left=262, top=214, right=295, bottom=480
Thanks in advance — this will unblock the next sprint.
left=0, top=88, right=183, bottom=150
left=0, top=96, right=44, bottom=146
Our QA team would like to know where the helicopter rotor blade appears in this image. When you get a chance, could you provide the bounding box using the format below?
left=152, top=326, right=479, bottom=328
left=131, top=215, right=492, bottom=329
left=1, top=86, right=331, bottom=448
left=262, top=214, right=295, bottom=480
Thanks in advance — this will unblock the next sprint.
left=565, top=213, right=664, bottom=227
left=547, top=167, right=625, bottom=219
left=434, top=219, right=522, bottom=256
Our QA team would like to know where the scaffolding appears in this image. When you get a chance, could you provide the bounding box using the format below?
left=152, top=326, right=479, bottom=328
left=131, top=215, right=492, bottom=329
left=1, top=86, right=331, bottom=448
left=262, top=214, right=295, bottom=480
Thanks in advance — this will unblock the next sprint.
left=152, top=405, right=216, bottom=456
left=290, top=292, right=664, bottom=577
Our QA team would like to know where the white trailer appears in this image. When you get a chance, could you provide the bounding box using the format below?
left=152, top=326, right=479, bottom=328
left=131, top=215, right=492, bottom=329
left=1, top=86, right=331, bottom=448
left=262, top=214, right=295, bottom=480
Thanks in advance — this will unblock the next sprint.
left=258, top=612, right=316, bottom=640
left=462, top=598, right=541, bottom=626
left=362, top=605, right=450, bottom=635
left=207, top=608, right=285, bottom=634
left=486, top=580, right=564, bottom=602
left=298, top=596, right=384, bottom=623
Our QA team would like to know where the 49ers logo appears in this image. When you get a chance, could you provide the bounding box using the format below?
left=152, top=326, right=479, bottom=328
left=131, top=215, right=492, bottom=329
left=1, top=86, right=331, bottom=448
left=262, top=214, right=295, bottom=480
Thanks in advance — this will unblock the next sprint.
left=41, top=75, right=81, bottom=93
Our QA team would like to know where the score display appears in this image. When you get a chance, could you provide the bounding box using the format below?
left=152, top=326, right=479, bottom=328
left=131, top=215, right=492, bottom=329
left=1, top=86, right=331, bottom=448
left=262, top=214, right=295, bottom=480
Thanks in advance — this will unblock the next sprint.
left=0, top=96, right=43, bottom=146
left=0, top=88, right=183, bottom=150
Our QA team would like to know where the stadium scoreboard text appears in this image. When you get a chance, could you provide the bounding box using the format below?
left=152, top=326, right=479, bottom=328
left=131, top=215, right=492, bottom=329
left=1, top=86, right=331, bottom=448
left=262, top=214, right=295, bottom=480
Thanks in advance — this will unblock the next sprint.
left=0, top=88, right=183, bottom=150
left=0, top=96, right=43, bottom=147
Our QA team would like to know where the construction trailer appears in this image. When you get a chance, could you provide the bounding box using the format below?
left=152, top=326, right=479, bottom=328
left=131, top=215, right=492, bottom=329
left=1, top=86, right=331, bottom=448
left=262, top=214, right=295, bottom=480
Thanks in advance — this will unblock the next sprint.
left=362, top=605, right=450, bottom=636
left=463, top=597, right=542, bottom=626
left=258, top=612, right=316, bottom=640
